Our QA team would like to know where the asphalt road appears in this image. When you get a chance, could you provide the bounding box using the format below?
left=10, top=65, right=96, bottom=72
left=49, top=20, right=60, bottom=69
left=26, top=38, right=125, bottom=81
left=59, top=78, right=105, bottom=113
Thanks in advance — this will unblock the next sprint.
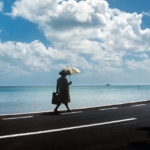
left=0, top=101, right=150, bottom=150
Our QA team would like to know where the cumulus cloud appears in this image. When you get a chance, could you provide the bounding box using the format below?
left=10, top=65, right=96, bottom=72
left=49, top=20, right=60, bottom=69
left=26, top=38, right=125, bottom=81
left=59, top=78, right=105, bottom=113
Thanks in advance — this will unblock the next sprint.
left=3, top=0, right=150, bottom=77
left=9, top=0, right=149, bottom=50
left=0, top=40, right=91, bottom=76
left=0, top=40, right=51, bottom=75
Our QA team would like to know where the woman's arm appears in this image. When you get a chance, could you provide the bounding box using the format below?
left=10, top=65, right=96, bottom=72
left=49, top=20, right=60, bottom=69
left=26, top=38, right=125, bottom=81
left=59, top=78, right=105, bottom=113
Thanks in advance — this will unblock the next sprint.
left=68, top=81, right=72, bottom=86
left=56, top=82, right=59, bottom=93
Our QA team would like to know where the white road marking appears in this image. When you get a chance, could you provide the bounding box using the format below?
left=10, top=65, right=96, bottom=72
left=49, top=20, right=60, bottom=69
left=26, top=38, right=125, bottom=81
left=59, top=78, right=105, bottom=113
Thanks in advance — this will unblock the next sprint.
left=100, top=107, right=118, bottom=111
left=0, top=118, right=136, bottom=139
left=3, top=116, right=33, bottom=120
left=61, top=111, right=82, bottom=115
left=132, top=104, right=146, bottom=107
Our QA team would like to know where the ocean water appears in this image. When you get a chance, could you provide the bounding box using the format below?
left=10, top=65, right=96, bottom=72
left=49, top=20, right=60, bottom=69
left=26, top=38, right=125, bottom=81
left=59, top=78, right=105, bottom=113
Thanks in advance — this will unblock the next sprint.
left=0, top=85, right=150, bottom=115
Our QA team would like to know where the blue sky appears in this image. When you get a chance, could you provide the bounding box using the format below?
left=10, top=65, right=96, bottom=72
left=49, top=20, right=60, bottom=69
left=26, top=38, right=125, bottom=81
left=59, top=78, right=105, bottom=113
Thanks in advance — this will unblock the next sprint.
left=0, top=0, right=150, bottom=86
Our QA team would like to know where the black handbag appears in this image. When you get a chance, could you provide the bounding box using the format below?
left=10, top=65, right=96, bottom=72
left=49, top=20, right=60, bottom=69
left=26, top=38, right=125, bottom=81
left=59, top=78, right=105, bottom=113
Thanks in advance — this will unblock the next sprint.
left=52, top=92, right=59, bottom=104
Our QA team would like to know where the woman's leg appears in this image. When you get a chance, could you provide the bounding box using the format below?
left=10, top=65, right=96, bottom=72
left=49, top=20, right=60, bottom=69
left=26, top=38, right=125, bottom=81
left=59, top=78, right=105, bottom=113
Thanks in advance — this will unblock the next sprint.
left=54, top=102, right=61, bottom=112
left=64, top=103, right=71, bottom=112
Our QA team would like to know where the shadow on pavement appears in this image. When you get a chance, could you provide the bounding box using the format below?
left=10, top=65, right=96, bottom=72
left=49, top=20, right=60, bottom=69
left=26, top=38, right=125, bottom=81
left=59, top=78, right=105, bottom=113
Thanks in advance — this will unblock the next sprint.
left=129, top=141, right=150, bottom=150
left=42, top=112, right=61, bottom=116
left=138, top=127, right=150, bottom=137
left=42, top=110, right=74, bottom=116
left=129, top=127, right=150, bottom=149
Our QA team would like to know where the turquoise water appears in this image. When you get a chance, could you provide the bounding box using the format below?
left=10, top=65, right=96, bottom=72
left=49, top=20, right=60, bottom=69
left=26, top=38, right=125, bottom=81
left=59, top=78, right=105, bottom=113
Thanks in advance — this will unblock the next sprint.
left=0, top=85, right=150, bottom=115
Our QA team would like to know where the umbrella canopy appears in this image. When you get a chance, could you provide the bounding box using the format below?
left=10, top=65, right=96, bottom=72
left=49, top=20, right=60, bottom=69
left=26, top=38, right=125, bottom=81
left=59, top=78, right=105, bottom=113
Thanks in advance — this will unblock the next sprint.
left=59, top=67, right=80, bottom=75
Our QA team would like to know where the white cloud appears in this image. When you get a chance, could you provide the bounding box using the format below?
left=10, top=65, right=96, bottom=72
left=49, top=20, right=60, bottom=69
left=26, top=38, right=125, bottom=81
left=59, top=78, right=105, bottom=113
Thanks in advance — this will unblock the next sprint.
left=8, top=0, right=58, bottom=22
left=0, top=40, right=51, bottom=75
left=125, top=58, right=150, bottom=73
left=142, top=11, right=150, bottom=17
left=135, top=53, right=149, bottom=59
left=9, top=0, right=109, bottom=27
left=0, top=40, right=92, bottom=76
left=4, top=0, right=150, bottom=77
left=92, top=50, right=124, bottom=66
left=0, top=1, right=3, bottom=12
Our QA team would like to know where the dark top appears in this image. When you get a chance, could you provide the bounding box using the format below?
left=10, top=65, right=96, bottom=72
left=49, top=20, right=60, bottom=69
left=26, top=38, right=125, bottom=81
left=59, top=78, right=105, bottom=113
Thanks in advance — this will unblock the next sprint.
left=56, top=77, right=70, bottom=104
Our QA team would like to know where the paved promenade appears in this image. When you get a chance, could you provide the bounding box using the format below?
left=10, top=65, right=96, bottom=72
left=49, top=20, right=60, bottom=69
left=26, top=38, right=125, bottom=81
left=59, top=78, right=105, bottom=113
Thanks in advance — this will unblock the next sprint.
left=0, top=101, right=150, bottom=149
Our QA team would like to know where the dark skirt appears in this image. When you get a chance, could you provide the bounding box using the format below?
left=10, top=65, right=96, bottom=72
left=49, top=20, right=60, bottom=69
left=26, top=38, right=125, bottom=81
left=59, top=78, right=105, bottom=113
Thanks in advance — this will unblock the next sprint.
left=59, top=90, right=70, bottom=104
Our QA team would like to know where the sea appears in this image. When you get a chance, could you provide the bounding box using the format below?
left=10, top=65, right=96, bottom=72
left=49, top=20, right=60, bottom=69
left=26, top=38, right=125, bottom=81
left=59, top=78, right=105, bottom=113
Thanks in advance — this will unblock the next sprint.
left=0, top=85, right=150, bottom=115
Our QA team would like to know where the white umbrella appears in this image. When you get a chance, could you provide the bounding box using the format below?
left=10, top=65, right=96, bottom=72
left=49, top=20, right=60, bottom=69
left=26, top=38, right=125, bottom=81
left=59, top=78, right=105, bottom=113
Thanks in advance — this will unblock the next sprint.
left=59, top=67, right=80, bottom=81
left=59, top=67, right=80, bottom=75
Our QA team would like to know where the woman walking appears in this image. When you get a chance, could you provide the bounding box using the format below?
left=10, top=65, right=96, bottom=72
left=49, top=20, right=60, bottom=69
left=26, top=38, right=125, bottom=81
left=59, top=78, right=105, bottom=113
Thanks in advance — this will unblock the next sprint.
left=54, top=72, right=72, bottom=112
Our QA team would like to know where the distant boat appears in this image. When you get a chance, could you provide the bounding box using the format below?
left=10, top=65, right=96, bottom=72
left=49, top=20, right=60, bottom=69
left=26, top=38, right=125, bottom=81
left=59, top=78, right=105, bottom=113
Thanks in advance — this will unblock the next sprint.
left=106, top=84, right=110, bottom=86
